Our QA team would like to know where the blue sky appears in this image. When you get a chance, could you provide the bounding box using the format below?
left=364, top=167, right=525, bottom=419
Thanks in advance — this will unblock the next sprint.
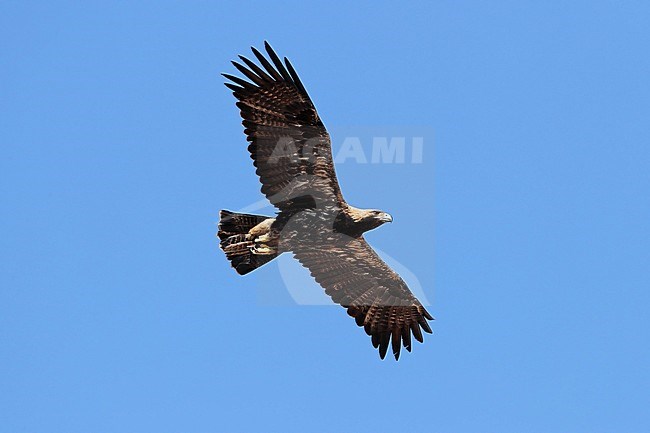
left=2, top=1, right=650, bottom=432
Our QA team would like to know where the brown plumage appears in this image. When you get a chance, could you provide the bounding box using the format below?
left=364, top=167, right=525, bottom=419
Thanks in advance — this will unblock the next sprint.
left=218, top=42, right=433, bottom=360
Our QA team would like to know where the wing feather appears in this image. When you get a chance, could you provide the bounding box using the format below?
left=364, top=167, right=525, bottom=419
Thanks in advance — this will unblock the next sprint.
left=284, top=57, right=309, bottom=97
left=224, top=42, right=345, bottom=212
left=222, top=73, right=254, bottom=89
left=392, top=327, right=402, bottom=361
left=251, top=46, right=284, bottom=81
left=231, top=61, right=266, bottom=86
left=264, top=41, right=294, bottom=82
left=284, top=215, right=433, bottom=360
left=237, top=55, right=274, bottom=82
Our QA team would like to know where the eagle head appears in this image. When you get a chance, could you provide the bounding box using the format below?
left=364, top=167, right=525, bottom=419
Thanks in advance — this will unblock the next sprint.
left=372, top=210, right=393, bottom=224
left=349, top=207, right=393, bottom=232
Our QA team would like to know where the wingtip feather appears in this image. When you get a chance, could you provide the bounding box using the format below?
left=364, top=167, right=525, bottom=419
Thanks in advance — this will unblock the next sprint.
left=411, top=323, right=424, bottom=343
left=378, top=333, right=390, bottom=359
left=264, top=41, right=292, bottom=82
left=392, top=328, right=401, bottom=361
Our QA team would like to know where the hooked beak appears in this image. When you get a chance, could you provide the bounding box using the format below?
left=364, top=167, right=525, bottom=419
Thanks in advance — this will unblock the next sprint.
left=380, top=213, right=393, bottom=223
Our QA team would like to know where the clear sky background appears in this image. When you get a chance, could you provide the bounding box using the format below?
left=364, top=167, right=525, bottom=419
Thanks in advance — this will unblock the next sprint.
left=2, top=1, right=650, bottom=432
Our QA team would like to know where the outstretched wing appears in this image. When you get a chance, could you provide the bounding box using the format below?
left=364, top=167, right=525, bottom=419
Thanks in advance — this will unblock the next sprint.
left=223, top=42, right=345, bottom=212
left=283, top=214, right=433, bottom=360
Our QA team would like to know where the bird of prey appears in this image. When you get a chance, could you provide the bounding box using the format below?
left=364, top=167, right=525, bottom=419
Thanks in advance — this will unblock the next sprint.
left=218, top=42, right=433, bottom=360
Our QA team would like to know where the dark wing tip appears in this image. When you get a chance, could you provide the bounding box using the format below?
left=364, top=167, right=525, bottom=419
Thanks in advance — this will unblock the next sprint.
left=371, top=333, right=380, bottom=349
left=411, top=322, right=424, bottom=343
left=284, top=56, right=309, bottom=97
left=264, top=41, right=293, bottom=82
left=238, top=55, right=273, bottom=82
left=420, top=319, right=433, bottom=334
left=402, top=326, right=412, bottom=352
left=392, top=328, right=402, bottom=361
left=231, top=60, right=265, bottom=86
left=378, top=332, right=390, bottom=360
left=224, top=82, right=244, bottom=93
left=222, top=73, right=253, bottom=89
left=251, top=45, right=283, bottom=82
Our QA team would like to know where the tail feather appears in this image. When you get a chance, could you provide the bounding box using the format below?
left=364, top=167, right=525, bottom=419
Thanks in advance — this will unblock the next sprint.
left=218, top=210, right=277, bottom=275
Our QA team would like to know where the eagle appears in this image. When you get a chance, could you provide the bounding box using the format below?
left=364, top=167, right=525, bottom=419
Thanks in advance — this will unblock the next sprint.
left=218, top=42, right=433, bottom=360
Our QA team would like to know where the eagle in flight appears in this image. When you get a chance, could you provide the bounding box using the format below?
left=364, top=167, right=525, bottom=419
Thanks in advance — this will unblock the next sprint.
left=218, top=42, right=433, bottom=360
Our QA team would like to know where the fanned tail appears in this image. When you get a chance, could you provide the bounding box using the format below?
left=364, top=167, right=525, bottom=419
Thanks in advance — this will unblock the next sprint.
left=217, top=210, right=278, bottom=275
